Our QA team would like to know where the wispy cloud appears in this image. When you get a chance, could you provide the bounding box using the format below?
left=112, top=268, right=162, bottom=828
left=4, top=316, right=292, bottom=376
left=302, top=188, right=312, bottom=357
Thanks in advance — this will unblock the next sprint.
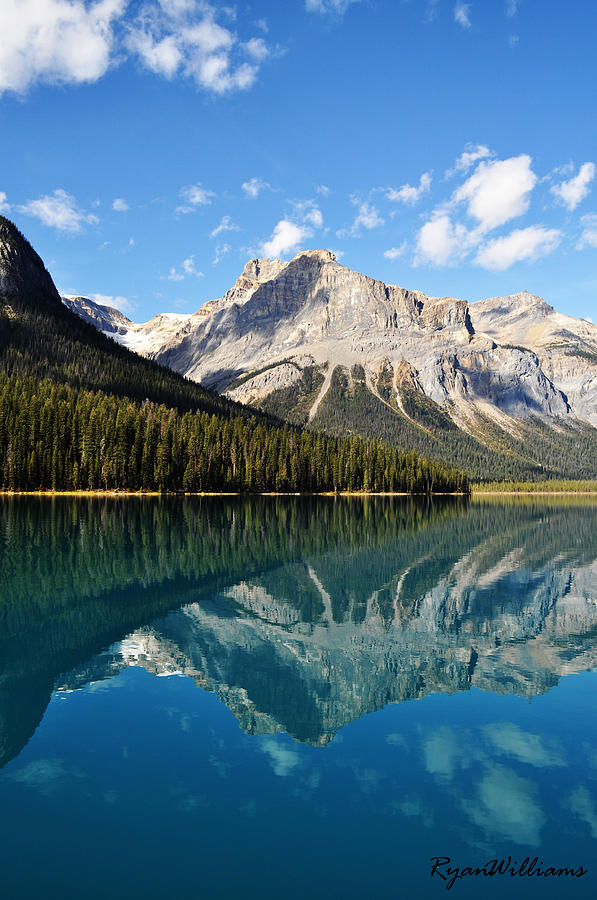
left=305, top=0, right=362, bottom=14
left=242, top=177, right=272, bottom=198
left=551, top=162, right=595, bottom=211
left=112, top=197, right=129, bottom=212
left=0, top=191, right=10, bottom=213
left=176, top=182, right=216, bottom=214
left=383, top=243, right=407, bottom=260
left=212, top=243, right=230, bottom=265
left=454, top=2, right=472, bottom=29
left=210, top=215, right=240, bottom=238
left=387, top=172, right=432, bottom=206
left=91, top=292, right=135, bottom=315
left=424, top=0, right=440, bottom=24
left=19, top=188, right=99, bottom=232
left=342, top=199, right=384, bottom=237
left=446, top=143, right=494, bottom=178
left=506, top=0, right=519, bottom=16
left=577, top=214, right=597, bottom=250
left=163, top=254, right=204, bottom=281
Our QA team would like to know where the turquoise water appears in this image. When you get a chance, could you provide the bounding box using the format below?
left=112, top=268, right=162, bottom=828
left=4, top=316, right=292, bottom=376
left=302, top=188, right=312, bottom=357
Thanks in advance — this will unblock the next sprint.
left=1, top=496, right=596, bottom=898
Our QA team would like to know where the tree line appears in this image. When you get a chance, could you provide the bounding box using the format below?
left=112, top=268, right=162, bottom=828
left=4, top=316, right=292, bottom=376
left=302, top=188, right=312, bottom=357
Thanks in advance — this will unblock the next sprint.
left=0, top=374, right=468, bottom=493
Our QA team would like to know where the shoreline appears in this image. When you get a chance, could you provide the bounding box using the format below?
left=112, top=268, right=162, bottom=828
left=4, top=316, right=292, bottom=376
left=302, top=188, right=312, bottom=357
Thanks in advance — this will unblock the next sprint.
left=1, top=489, right=596, bottom=497
left=0, top=489, right=463, bottom=498
left=471, top=489, right=597, bottom=496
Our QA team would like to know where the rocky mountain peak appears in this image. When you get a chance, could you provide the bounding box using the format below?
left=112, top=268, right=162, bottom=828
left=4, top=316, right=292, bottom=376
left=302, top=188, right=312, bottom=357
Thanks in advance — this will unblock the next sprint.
left=240, top=257, right=286, bottom=283
left=291, top=248, right=337, bottom=264
left=64, top=248, right=597, bottom=441
left=0, top=216, right=61, bottom=305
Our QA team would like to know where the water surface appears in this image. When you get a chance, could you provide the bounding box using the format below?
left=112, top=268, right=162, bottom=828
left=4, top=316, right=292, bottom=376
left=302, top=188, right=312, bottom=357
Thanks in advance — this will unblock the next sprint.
left=1, top=496, right=596, bottom=898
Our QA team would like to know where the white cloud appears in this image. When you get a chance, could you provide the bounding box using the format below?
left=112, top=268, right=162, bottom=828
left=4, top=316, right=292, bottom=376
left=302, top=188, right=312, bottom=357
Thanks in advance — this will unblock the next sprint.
left=0, top=0, right=125, bottom=95
left=316, top=184, right=330, bottom=197
left=91, top=292, right=134, bottom=314
left=506, top=0, right=519, bottom=16
left=577, top=214, right=597, bottom=250
left=126, top=3, right=270, bottom=95
left=166, top=267, right=184, bottom=281
left=304, top=207, right=323, bottom=228
left=387, top=172, right=432, bottom=206
left=508, top=33, right=519, bottom=48
left=262, top=220, right=312, bottom=257
left=305, top=0, right=361, bottom=14
left=454, top=2, right=472, bottom=28
left=244, top=37, right=268, bottom=62
left=452, top=154, right=537, bottom=231
left=345, top=200, right=384, bottom=236
left=127, top=30, right=181, bottom=77
left=242, top=177, right=272, bottom=198
left=0, top=1, right=271, bottom=97
left=446, top=143, right=494, bottom=178
left=112, top=197, right=129, bottom=211
left=19, top=188, right=99, bottom=232
left=0, top=192, right=11, bottom=213
left=474, top=225, right=561, bottom=271
left=176, top=182, right=215, bottom=213
left=182, top=254, right=203, bottom=277
left=414, top=213, right=474, bottom=266
left=383, top=243, right=407, bottom=260
left=210, top=215, right=240, bottom=238
left=551, top=162, right=595, bottom=211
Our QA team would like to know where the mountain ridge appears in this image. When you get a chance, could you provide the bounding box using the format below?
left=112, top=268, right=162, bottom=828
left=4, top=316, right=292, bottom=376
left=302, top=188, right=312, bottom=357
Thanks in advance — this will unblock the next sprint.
left=66, top=248, right=597, bottom=479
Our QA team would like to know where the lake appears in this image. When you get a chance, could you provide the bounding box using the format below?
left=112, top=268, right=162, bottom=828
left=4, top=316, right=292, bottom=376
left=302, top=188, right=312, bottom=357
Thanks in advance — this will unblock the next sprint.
left=1, top=495, right=596, bottom=898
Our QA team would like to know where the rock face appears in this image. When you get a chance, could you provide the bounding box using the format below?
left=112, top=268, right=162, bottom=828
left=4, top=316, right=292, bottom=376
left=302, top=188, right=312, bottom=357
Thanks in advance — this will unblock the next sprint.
left=65, top=249, right=597, bottom=464
left=0, top=216, right=61, bottom=307
left=469, top=292, right=597, bottom=426
left=62, top=295, right=134, bottom=334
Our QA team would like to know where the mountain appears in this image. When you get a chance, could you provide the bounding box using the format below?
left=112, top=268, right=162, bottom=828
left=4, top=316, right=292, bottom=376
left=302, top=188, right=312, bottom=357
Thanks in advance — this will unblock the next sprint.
left=67, top=249, right=597, bottom=480
left=0, top=217, right=464, bottom=492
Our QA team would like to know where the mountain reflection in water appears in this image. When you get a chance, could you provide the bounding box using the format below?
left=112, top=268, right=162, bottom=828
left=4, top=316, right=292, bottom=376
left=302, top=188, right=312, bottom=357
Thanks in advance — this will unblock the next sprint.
left=1, top=495, right=597, bottom=765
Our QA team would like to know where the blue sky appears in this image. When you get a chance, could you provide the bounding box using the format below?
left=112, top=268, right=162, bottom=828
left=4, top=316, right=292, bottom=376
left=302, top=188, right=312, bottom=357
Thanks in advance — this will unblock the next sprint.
left=1, top=0, right=596, bottom=322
